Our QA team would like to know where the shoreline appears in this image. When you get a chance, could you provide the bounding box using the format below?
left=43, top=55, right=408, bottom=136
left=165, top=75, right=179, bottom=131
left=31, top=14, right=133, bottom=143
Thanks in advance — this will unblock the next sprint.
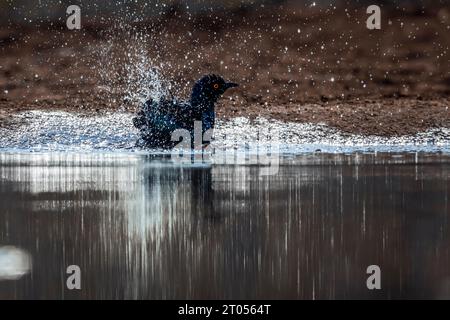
left=0, top=109, right=449, bottom=154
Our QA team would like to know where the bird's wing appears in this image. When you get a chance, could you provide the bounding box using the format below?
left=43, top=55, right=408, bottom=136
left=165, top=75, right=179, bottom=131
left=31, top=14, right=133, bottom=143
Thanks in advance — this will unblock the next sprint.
left=144, top=99, right=184, bottom=133
left=133, top=98, right=194, bottom=147
left=151, top=99, right=192, bottom=124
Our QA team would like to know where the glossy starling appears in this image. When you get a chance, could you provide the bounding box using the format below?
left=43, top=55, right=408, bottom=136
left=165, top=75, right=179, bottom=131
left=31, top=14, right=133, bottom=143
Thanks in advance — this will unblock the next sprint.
left=133, top=74, right=238, bottom=149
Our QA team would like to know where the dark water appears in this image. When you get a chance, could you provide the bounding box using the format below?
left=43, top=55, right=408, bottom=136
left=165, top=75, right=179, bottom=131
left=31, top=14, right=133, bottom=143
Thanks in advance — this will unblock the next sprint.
left=0, top=152, right=449, bottom=299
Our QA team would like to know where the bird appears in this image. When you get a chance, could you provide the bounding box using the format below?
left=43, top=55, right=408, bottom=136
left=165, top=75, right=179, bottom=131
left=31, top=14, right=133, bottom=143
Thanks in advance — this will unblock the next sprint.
left=133, top=74, right=238, bottom=149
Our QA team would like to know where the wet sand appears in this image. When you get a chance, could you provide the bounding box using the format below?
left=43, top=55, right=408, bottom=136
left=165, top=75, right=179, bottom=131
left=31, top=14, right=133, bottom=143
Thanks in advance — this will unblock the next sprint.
left=0, top=3, right=449, bottom=136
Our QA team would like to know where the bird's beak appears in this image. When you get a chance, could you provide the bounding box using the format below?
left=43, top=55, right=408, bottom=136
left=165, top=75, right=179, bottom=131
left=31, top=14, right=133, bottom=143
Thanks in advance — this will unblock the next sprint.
left=225, top=82, right=239, bottom=89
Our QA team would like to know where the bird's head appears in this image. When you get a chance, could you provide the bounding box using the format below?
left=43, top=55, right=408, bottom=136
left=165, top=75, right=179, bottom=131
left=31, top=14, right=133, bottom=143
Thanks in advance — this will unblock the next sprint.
left=190, top=74, right=238, bottom=108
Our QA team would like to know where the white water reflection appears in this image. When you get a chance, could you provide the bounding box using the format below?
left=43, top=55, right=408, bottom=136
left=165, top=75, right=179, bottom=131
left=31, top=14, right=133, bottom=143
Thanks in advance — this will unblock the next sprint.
left=0, top=111, right=449, bottom=153
left=0, top=246, right=32, bottom=281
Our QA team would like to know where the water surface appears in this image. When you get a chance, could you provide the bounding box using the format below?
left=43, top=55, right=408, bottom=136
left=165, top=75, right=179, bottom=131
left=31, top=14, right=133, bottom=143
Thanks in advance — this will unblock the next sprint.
left=0, top=152, right=449, bottom=299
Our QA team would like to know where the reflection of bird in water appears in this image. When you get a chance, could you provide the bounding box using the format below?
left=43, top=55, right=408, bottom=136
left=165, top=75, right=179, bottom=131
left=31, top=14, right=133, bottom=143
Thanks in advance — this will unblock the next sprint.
left=133, top=74, right=238, bottom=149
left=190, top=167, right=213, bottom=217
left=143, top=163, right=216, bottom=223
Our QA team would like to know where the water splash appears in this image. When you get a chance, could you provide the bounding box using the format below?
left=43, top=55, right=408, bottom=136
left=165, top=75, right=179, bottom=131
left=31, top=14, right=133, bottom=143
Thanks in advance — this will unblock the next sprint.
left=217, top=117, right=450, bottom=154
left=123, top=50, right=170, bottom=106
left=0, top=110, right=449, bottom=154
left=94, top=27, right=172, bottom=109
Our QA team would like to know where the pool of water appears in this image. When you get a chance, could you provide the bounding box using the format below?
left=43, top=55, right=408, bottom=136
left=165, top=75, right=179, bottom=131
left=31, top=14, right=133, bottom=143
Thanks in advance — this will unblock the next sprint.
left=0, top=151, right=449, bottom=299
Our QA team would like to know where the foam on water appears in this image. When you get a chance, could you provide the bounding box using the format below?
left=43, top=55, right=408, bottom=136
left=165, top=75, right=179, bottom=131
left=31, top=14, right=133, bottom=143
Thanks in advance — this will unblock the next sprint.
left=0, top=110, right=449, bottom=154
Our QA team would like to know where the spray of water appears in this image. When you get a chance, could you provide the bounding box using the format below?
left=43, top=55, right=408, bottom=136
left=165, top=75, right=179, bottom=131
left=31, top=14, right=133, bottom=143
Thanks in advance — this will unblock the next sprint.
left=122, top=43, right=171, bottom=106
left=94, top=26, right=172, bottom=110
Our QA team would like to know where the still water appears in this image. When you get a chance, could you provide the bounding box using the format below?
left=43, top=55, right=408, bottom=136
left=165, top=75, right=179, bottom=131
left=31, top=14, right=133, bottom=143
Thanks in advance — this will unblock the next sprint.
left=0, top=152, right=449, bottom=299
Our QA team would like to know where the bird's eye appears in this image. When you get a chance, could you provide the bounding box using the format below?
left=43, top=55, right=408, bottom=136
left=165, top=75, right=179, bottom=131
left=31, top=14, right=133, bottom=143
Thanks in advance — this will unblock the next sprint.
left=213, top=83, right=219, bottom=89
